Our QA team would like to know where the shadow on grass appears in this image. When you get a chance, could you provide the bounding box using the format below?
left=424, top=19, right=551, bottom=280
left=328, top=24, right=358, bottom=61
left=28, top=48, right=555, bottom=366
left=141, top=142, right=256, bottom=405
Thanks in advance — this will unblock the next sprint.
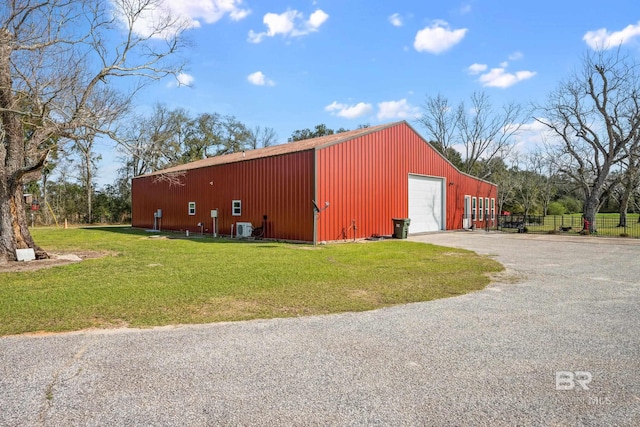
left=80, top=226, right=300, bottom=247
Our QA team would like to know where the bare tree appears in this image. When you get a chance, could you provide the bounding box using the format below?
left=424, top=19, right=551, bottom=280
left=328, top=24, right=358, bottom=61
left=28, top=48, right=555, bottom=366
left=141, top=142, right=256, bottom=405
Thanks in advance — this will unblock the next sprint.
left=615, top=140, right=640, bottom=227
left=528, top=150, right=558, bottom=216
left=417, top=94, right=460, bottom=164
left=457, top=92, right=525, bottom=179
left=491, top=167, right=518, bottom=216
left=418, top=92, right=525, bottom=179
left=0, top=0, right=186, bottom=261
left=536, top=50, right=640, bottom=232
left=514, top=169, right=541, bottom=218
left=247, top=125, right=278, bottom=149
left=73, top=132, right=101, bottom=223
left=120, top=104, right=189, bottom=177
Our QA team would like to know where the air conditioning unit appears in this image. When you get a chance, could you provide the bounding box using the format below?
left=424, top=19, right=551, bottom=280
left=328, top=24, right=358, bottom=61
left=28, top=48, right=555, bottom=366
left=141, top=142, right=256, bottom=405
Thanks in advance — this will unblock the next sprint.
left=236, top=222, right=253, bottom=238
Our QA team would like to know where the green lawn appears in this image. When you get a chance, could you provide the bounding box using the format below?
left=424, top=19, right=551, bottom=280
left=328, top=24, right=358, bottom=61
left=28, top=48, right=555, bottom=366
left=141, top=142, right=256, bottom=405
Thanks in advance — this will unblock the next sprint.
left=0, top=227, right=503, bottom=336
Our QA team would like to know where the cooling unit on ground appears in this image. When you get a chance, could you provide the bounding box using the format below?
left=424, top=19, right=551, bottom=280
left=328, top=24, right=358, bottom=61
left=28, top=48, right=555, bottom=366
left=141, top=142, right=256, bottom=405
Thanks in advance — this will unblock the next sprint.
left=236, top=222, right=253, bottom=238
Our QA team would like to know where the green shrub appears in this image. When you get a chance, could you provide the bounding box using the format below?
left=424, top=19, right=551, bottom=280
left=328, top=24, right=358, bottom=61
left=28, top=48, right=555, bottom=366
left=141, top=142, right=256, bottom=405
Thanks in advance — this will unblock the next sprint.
left=547, top=201, right=566, bottom=215
left=559, top=197, right=582, bottom=214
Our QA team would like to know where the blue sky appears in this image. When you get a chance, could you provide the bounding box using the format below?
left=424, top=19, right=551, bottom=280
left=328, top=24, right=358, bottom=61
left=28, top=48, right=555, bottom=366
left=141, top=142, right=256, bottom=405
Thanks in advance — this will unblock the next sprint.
left=94, top=0, right=640, bottom=186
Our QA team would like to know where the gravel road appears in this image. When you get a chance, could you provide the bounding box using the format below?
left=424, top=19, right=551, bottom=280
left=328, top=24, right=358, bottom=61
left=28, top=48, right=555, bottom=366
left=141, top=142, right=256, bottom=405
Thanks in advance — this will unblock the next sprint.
left=1, top=232, right=639, bottom=426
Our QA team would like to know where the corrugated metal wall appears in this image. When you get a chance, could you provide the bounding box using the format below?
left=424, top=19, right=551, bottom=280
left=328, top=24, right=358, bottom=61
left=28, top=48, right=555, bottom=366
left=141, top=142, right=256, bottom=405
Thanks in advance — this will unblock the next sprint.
left=132, top=122, right=497, bottom=243
left=132, top=151, right=315, bottom=241
left=315, top=122, right=497, bottom=241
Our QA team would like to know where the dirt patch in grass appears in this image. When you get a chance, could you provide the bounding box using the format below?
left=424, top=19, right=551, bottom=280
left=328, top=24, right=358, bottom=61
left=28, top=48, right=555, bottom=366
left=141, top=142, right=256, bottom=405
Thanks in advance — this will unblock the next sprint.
left=0, top=251, right=110, bottom=273
left=193, top=297, right=264, bottom=319
left=441, top=251, right=466, bottom=257
left=346, top=289, right=383, bottom=305
left=487, top=268, right=525, bottom=285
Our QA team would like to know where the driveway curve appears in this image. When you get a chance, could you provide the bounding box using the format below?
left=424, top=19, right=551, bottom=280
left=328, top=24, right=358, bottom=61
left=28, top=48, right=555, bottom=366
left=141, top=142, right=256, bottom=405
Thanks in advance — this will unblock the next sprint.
left=1, top=232, right=639, bottom=426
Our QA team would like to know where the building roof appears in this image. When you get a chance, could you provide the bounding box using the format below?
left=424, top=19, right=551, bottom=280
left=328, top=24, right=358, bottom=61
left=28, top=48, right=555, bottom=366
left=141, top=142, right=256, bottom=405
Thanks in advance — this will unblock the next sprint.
left=137, top=121, right=404, bottom=178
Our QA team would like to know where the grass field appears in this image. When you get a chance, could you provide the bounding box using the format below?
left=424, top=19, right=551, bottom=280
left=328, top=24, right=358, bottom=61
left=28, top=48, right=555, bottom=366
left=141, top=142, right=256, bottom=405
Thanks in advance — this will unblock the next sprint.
left=499, top=213, right=640, bottom=238
left=0, top=227, right=503, bottom=336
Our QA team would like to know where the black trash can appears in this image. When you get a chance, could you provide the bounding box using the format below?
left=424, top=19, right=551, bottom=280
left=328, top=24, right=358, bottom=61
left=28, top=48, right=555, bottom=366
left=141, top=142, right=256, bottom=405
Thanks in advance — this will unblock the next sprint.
left=392, top=218, right=411, bottom=239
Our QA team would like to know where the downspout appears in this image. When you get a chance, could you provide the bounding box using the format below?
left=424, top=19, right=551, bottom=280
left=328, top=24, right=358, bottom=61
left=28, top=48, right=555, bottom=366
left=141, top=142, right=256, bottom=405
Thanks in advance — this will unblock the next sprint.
left=313, top=147, right=318, bottom=245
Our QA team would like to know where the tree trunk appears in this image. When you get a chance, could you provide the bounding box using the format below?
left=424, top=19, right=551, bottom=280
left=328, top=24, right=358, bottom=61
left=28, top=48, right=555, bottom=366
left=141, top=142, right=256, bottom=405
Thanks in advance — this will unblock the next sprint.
left=0, top=29, right=48, bottom=263
left=618, top=163, right=640, bottom=227
left=0, top=184, right=48, bottom=263
left=87, top=180, right=92, bottom=224
left=583, top=196, right=599, bottom=233
left=42, top=173, right=50, bottom=225
left=618, top=192, right=629, bottom=228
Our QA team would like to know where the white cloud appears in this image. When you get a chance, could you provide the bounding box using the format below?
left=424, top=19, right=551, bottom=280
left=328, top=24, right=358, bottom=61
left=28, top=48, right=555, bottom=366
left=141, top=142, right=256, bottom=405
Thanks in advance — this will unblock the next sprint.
left=467, top=63, right=488, bottom=75
left=511, top=120, right=556, bottom=153
left=583, top=22, right=640, bottom=50
left=508, top=51, right=524, bottom=61
left=126, top=0, right=250, bottom=38
left=499, top=61, right=509, bottom=68
left=248, top=9, right=329, bottom=43
left=414, top=20, right=467, bottom=54
left=325, top=101, right=373, bottom=119
left=477, top=68, right=536, bottom=88
left=377, top=99, right=420, bottom=121
left=459, top=4, right=472, bottom=15
left=172, top=0, right=250, bottom=23
left=389, top=13, right=403, bottom=27
left=168, top=72, right=195, bottom=87
left=308, top=9, right=329, bottom=29
left=247, top=71, right=275, bottom=86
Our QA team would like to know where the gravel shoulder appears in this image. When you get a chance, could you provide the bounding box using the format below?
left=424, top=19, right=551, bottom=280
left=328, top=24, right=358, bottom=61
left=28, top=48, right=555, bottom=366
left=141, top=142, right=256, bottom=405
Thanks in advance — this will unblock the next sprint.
left=1, top=232, right=639, bottom=426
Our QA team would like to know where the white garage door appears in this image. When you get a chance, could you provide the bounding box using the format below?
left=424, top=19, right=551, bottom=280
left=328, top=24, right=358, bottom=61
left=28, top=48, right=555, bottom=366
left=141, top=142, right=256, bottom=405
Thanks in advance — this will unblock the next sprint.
left=408, top=175, right=444, bottom=233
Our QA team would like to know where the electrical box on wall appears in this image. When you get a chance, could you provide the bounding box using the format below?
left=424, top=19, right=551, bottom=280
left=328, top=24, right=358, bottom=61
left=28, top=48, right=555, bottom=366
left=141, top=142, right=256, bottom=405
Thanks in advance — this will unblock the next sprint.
left=211, top=209, right=218, bottom=218
left=156, top=209, right=162, bottom=218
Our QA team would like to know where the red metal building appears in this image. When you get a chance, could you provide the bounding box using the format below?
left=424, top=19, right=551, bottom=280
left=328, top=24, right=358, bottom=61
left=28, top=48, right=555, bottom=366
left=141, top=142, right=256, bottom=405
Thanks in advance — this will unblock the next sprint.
left=132, top=121, right=498, bottom=243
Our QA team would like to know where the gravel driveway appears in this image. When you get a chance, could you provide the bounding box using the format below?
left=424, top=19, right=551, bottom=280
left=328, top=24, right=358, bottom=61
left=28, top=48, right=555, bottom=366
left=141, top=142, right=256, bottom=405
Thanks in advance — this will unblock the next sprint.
left=1, top=232, right=639, bottom=426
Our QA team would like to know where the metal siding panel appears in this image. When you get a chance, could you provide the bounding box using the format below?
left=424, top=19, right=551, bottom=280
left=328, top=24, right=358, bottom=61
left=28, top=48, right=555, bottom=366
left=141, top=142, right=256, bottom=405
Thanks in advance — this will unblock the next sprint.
left=315, top=122, right=497, bottom=241
left=131, top=151, right=315, bottom=241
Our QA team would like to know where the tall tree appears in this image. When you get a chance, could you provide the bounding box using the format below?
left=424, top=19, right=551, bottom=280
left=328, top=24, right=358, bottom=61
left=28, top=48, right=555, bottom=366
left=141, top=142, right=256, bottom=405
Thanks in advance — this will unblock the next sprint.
left=288, top=124, right=347, bottom=142
left=615, top=143, right=640, bottom=227
left=514, top=169, right=541, bottom=217
left=181, top=112, right=223, bottom=162
left=215, top=115, right=251, bottom=155
left=0, top=0, right=186, bottom=261
left=528, top=150, right=558, bottom=216
left=73, top=133, right=101, bottom=223
left=488, top=164, right=518, bottom=216
left=418, top=94, right=460, bottom=165
left=418, top=92, right=525, bottom=178
left=457, top=92, right=525, bottom=179
left=536, top=50, right=640, bottom=232
left=247, top=125, right=278, bottom=149
left=120, top=104, right=189, bottom=176
left=429, top=140, right=464, bottom=170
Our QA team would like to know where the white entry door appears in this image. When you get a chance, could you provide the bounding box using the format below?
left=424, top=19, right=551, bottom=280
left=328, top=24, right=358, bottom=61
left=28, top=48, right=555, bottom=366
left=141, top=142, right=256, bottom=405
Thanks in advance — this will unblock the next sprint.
left=408, top=175, right=444, bottom=233
left=463, top=195, right=471, bottom=229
